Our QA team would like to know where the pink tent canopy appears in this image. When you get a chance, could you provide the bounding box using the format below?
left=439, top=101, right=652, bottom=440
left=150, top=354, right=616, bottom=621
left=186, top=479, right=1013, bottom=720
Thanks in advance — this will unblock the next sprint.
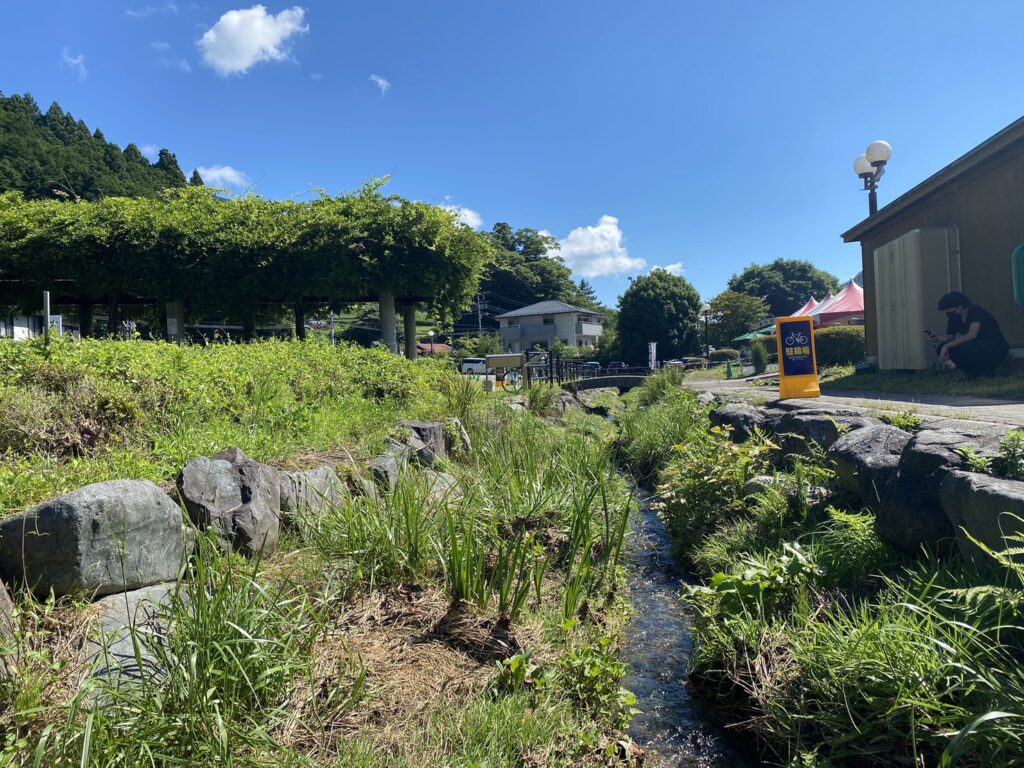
left=813, top=281, right=864, bottom=327
left=792, top=296, right=820, bottom=317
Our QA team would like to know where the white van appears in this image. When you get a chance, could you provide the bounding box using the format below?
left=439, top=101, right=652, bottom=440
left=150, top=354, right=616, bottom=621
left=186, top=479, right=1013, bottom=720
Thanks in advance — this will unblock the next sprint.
left=460, top=357, right=487, bottom=375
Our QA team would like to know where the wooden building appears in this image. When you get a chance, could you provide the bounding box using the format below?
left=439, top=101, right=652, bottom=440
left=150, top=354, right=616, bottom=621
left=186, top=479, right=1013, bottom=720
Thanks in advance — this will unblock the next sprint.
left=842, top=117, right=1024, bottom=367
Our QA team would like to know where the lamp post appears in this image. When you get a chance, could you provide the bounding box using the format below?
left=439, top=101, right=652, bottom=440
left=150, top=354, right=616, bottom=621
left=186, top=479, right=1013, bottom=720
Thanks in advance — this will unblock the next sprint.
left=428, top=330, right=435, bottom=357
left=701, top=302, right=711, bottom=362
left=853, top=140, right=893, bottom=216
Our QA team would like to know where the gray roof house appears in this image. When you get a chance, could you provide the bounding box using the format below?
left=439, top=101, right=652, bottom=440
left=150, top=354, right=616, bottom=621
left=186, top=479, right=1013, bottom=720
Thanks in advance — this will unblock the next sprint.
left=495, top=300, right=604, bottom=353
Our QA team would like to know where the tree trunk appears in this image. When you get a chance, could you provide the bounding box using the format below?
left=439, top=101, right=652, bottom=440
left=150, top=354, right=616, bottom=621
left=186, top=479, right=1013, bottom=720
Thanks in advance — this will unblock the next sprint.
left=294, top=299, right=306, bottom=340
left=379, top=291, right=398, bottom=353
left=403, top=303, right=418, bottom=360
left=107, top=299, right=120, bottom=338
left=242, top=307, right=257, bottom=342
left=78, top=301, right=94, bottom=338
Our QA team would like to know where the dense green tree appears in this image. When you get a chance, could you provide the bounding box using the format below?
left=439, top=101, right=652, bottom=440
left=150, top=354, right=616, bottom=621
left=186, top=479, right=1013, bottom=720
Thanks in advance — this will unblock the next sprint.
left=0, top=92, right=186, bottom=200
left=708, top=290, right=771, bottom=347
left=617, top=269, right=702, bottom=363
left=727, top=258, right=840, bottom=317
left=189, top=169, right=204, bottom=186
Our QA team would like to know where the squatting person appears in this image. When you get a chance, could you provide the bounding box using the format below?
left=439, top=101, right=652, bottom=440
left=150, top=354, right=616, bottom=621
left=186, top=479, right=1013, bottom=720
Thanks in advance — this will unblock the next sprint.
left=924, top=291, right=1009, bottom=379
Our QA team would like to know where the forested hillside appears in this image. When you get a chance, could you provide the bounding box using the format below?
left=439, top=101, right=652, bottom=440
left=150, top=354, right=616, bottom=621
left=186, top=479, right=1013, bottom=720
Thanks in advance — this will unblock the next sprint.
left=0, top=92, right=188, bottom=200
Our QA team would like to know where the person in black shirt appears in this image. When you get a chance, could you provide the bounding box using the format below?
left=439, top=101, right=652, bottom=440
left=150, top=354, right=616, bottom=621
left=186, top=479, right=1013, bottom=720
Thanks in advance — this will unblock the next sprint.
left=924, top=291, right=1008, bottom=378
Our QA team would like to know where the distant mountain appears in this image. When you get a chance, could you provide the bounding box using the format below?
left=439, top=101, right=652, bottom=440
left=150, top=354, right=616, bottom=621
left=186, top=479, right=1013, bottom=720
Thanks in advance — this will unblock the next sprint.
left=0, top=92, right=189, bottom=200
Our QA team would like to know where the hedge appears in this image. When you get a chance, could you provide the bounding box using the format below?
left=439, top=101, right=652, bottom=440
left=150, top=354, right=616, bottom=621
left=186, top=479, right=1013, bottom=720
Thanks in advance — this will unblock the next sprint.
left=710, top=348, right=740, bottom=362
left=815, top=325, right=865, bottom=366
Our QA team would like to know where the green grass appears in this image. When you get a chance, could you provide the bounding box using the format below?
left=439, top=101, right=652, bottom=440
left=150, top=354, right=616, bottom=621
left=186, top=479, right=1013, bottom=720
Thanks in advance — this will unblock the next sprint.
left=0, top=339, right=640, bottom=766
left=822, top=366, right=1024, bottom=400
left=615, top=380, right=1024, bottom=766
left=0, top=337, right=455, bottom=516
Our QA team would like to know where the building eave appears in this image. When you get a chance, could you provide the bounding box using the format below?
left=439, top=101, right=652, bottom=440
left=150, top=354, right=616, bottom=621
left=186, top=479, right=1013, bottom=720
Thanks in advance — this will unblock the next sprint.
left=841, top=114, right=1024, bottom=244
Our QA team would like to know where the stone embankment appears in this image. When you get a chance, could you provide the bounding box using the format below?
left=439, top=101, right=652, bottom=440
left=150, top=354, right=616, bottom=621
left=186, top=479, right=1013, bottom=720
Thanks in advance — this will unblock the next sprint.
left=0, top=418, right=471, bottom=684
left=709, top=398, right=1024, bottom=561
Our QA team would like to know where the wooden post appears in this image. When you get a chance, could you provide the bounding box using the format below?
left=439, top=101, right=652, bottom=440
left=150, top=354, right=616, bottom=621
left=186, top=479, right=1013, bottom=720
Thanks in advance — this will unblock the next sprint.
left=165, top=300, right=185, bottom=343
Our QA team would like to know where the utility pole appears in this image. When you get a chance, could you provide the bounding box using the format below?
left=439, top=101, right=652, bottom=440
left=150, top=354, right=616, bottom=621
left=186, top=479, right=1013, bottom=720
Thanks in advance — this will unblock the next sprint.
left=476, top=291, right=486, bottom=335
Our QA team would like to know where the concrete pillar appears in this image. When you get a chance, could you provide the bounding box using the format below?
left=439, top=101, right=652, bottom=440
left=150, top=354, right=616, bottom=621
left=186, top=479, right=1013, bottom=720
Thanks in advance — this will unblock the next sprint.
left=402, top=303, right=418, bottom=360
left=379, top=290, right=398, bottom=353
left=165, top=301, right=185, bottom=343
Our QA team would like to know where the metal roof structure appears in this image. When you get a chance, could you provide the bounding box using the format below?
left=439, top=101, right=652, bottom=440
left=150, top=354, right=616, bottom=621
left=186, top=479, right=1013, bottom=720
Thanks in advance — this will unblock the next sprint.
left=494, top=300, right=597, bottom=319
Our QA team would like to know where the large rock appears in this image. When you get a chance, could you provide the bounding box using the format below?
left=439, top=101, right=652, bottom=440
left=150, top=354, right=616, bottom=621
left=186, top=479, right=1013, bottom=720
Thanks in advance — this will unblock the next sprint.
left=87, top=582, right=177, bottom=686
left=874, top=430, right=999, bottom=552
left=0, top=480, right=189, bottom=598
left=368, top=455, right=401, bottom=492
left=422, top=469, right=461, bottom=503
left=178, top=448, right=280, bottom=558
left=768, top=410, right=879, bottom=457
left=400, top=421, right=447, bottom=462
left=710, top=402, right=774, bottom=442
left=280, top=466, right=347, bottom=524
left=829, top=425, right=913, bottom=498
left=386, top=434, right=439, bottom=469
left=940, top=471, right=1024, bottom=562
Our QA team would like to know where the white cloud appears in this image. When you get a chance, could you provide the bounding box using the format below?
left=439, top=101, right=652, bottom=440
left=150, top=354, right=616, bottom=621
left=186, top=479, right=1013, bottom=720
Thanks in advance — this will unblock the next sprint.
left=198, top=5, right=308, bottom=76
left=550, top=215, right=645, bottom=278
left=161, top=57, right=192, bottom=72
left=369, top=73, right=390, bottom=94
left=139, top=144, right=160, bottom=161
left=308, top=72, right=322, bottom=80
left=126, top=2, right=179, bottom=18
left=151, top=41, right=171, bottom=51
left=443, top=205, right=483, bottom=229
left=60, top=48, right=87, bottom=81
left=196, top=165, right=251, bottom=187
left=657, top=262, right=685, bottom=276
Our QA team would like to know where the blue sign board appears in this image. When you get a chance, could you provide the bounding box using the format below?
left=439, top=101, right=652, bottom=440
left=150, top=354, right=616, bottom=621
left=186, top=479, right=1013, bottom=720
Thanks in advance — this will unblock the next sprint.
left=778, top=319, right=815, bottom=377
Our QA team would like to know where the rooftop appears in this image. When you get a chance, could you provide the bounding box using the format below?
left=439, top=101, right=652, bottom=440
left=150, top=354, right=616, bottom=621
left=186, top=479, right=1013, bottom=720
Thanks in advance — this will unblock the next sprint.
left=842, top=113, right=1024, bottom=243
left=495, top=300, right=599, bottom=319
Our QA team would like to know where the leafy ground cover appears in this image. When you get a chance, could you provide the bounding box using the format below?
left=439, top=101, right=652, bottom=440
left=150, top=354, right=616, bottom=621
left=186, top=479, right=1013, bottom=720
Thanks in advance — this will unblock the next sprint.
left=0, top=338, right=642, bottom=766
left=0, top=337, right=455, bottom=517
left=616, top=376, right=1024, bottom=767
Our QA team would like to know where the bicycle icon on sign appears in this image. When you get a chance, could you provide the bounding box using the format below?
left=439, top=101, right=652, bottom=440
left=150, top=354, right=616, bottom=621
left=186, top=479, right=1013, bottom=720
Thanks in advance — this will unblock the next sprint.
left=785, top=332, right=808, bottom=346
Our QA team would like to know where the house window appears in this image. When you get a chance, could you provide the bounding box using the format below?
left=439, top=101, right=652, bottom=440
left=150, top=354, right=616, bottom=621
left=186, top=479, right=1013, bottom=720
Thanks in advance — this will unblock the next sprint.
left=542, top=317, right=555, bottom=325
left=507, top=318, right=519, bottom=326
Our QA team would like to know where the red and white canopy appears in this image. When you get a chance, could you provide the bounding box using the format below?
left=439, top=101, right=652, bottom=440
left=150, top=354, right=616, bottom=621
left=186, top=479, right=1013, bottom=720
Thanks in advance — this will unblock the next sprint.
left=792, top=296, right=820, bottom=317
left=812, top=281, right=864, bottom=326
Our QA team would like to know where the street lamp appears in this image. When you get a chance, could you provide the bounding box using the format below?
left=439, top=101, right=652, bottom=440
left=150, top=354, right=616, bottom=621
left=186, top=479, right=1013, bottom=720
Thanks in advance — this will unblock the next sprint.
left=853, top=140, right=892, bottom=216
left=428, top=330, right=435, bottom=357
left=700, top=302, right=711, bottom=362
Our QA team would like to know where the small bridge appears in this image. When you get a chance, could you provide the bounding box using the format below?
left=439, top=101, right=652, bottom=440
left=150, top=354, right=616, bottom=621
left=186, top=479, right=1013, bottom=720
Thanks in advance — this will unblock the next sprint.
left=562, top=374, right=649, bottom=393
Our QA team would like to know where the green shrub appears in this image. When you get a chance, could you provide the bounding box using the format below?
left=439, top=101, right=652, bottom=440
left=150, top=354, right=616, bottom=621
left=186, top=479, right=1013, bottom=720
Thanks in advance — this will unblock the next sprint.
left=812, top=508, right=895, bottom=589
left=814, top=326, right=865, bottom=366
left=750, top=339, right=769, bottom=374
left=709, top=348, right=740, bottom=362
left=631, top=368, right=683, bottom=408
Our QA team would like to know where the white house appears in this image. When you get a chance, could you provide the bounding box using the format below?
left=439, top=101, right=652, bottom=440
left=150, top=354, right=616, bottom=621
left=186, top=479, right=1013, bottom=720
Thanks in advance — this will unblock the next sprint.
left=496, top=300, right=604, bottom=353
left=0, top=314, right=44, bottom=340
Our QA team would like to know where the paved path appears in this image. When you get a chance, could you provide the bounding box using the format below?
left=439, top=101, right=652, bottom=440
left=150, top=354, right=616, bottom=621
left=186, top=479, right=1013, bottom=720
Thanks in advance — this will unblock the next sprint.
left=687, top=378, right=1024, bottom=432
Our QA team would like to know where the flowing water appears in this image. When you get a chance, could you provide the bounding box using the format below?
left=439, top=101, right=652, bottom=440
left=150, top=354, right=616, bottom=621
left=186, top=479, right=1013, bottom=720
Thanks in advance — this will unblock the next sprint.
left=622, top=490, right=760, bottom=768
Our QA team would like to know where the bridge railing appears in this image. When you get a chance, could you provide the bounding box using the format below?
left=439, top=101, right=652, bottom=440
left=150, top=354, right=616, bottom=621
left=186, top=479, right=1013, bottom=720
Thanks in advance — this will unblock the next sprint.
left=522, top=350, right=653, bottom=388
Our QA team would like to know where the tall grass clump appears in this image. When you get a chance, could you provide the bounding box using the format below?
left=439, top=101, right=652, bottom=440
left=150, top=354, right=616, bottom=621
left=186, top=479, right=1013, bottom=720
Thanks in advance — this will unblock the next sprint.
left=615, top=384, right=708, bottom=481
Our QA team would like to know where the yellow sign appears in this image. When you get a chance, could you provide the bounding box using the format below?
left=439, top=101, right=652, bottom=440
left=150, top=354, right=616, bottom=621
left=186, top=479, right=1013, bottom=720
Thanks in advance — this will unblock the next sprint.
left=775, top=316, right=820, bottom=399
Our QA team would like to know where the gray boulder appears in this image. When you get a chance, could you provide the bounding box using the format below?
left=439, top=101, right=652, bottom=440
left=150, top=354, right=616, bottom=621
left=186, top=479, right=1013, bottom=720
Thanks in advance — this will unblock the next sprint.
left=709, top=402, right=771, bottom=442
left=280, top=466, right=347, bottom=524
left=444, top=418, right=473, bottom=457
left=551, top=392, right=579, bottom=416
left=87, top=582, right=177, bottom=686
left=368, top=455, right=401, bottom=492
left=0, top=480, right=189, bottom=598
left=178, top=449, right=280, bottom=558
left=742, top=474, right=780, bottom=498
left=828, top=425, right=912, bottom=498
left=386, top=434, right=439, bottom=469
left=696, top=391, right=717, bottom=407
left=422, top=469, right=461, bottom=502
left=769, top=410, right=879, bottom=457
left=400, top=421, right=448, bottom=461
left=873, top=430, right=998, bottom=551
left=940, top=471, right=1024, bottom=562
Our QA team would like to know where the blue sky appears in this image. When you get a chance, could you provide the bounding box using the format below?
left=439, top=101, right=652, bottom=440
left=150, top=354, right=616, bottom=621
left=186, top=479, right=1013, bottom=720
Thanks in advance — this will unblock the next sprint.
left=3, top=1, right=1024, bottom=307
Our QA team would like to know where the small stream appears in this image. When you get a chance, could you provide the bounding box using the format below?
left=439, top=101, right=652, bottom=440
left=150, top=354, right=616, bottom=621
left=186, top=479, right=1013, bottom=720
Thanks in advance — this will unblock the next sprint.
left=622, top=490, right=760, bottom=768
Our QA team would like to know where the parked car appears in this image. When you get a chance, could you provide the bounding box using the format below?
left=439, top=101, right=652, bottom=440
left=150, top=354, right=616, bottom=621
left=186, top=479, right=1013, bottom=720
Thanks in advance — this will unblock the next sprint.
left=581, top=361, right=601, bottom=376
left=607, top=361, right=628, bottom=371
left=460, top=357, right=486, bottom=375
